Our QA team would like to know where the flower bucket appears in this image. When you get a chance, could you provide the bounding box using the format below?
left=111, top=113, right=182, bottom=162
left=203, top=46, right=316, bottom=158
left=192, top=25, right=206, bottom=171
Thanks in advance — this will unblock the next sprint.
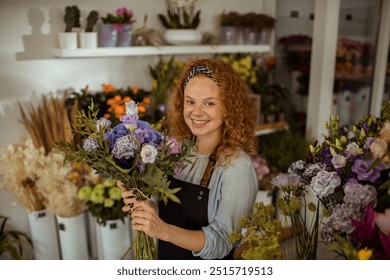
left=98, top=24, right=118, bottom=47
left=27, top=209, right=60, bottom=260
left=255, top=189, right=273, bottom=206
left=56, top=212, right=89, bottom=260
left=96, top=217, right=132, bottom=260
left=242, top=27, right=258, bottom=45
left=117, top=24, right=132, bottom=47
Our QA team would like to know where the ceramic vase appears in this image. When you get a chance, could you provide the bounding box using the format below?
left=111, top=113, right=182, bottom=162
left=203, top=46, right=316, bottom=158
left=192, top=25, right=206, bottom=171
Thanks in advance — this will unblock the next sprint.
left=98, top=24, right=118, bottom=47
left=117, top=24, right=133, bottom=47
left=56, top=212, right=89, bottom=260
left=79, top=32, right=98, bottom=49
left=27, top=209, right=60, bottom=260
left=164, top=29, right=202, bottom=45
left=58, top=32, right=78, bottom=49
left=219, top=26, right=238, bottom=45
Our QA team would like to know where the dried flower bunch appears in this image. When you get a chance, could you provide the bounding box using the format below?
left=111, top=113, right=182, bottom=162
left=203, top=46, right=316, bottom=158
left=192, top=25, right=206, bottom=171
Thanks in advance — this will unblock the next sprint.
left=0, top=138, right=89, bottom=217
left=158, top=0, right=201, bottom=29
left=229, top=202, right=283, bottom=260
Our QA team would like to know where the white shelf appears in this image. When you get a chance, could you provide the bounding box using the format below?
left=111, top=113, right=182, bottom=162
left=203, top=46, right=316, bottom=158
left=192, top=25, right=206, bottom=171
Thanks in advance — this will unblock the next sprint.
left=54, top=44, right=271, bottom=58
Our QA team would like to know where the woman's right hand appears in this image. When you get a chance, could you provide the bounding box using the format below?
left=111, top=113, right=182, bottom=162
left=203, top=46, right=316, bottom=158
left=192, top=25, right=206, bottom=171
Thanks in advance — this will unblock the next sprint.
left=117, top=180, right=137, bottom=213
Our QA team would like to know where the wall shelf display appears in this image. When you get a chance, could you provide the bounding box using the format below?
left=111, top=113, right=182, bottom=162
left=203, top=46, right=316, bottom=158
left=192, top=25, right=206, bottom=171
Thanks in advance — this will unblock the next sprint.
left=54, top=44, right=271, bottom=58
left=254, top=121, right=289, bottom=136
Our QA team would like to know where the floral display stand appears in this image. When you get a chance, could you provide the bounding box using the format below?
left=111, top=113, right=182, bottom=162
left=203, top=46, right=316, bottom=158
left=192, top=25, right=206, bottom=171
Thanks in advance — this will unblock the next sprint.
left=56, top=212, right=89, bottom=260
left=96, top=217, right=132, bottom=260
left=27, top=209, right=60, bottom=260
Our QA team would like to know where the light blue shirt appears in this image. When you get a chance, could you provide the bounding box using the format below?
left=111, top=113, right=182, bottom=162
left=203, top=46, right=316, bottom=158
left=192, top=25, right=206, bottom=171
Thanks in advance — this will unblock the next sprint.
left=174, top=149, right=258, bottom=259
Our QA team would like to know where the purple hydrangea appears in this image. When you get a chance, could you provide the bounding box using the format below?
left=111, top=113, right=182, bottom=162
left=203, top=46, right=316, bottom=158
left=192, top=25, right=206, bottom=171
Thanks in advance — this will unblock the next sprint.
left=105, top=123, right=129, bottom=150
left=135, top=120, right=162, bottom=144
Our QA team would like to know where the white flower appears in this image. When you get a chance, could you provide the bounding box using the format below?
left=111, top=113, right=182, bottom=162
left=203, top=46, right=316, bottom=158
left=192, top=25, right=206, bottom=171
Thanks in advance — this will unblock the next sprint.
left=140, top=144, right=158, bottom=164
left=331, top=154, right=347, bottom=169
left=125, top=100, right=138, bottom=115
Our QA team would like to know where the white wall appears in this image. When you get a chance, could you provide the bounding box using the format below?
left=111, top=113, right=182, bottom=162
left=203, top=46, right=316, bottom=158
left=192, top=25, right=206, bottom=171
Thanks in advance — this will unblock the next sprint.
left=0, top=0, right=272, bottom=259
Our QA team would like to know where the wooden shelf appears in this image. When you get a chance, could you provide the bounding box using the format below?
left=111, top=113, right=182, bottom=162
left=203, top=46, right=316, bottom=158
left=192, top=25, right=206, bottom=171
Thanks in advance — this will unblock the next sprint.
left=254, top=121, right=289, bottom=136
left=53, top=44, right=271, bottom=58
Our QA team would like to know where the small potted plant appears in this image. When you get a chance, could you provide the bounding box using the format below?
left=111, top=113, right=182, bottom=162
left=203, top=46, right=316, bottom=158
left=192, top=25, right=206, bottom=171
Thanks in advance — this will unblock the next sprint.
left=158, top=0, right=202, bottom=45
left=98, top=7, right=136, bottom=47
left=218, top=11, right=240, bottom=45
left=58, top=5, right=81, bottom=49
left=79, top=10, right=99, bottom=49
left=0, top=215, right=32, bottom=259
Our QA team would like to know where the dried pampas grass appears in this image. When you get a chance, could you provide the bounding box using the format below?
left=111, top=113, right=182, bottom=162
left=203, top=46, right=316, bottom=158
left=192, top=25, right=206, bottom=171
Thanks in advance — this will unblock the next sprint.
left=18, top=93, right=73, bottom=154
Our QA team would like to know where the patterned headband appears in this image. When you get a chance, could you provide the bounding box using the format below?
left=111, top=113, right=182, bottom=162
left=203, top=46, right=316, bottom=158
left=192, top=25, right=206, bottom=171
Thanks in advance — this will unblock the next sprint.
left=183, top=66, right=216, bottom=88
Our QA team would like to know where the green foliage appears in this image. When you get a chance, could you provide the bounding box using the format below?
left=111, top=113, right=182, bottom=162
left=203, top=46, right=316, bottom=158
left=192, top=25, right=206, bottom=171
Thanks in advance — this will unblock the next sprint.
left=158, top=0, right=200, bottom=29
left=85, top=10, right=99, bottom=32
left=64, top=5, right=81, bottom=32
left=0, top=216, right=32, bottom=259
left=259, top=131, right=310, bottom=173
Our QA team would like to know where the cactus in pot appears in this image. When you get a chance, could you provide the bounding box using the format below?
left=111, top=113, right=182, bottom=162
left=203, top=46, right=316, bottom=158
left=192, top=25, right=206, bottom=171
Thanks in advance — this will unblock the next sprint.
left=85, top=10, right=99, bottom=32
left=64, top=5, right=81, bottom=32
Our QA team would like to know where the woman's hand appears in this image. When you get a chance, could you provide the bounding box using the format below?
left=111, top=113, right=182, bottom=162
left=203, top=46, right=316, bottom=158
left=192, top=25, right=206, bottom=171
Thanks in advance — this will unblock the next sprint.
left=117, top=180, right=136, bottom=213
left=117, top=180, right=165, bottom=240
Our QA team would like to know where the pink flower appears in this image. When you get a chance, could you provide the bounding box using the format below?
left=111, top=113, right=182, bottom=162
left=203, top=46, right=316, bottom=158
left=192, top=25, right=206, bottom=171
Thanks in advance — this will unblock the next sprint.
left=375, top=208, right=390, bottom=235
left=165, top=137, right=181, bottom=155
left=380, top=121, right=390, bottom=142
left=370, top=138, right=388, bottom=158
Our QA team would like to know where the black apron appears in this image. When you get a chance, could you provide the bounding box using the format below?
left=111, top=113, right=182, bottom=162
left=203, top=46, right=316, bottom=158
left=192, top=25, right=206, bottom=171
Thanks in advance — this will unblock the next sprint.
left=157, top=153, right=234, bottom=260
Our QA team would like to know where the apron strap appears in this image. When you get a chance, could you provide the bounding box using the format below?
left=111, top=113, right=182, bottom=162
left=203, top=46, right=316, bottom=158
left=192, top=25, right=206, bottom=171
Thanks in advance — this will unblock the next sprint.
left=200, top=152, right=217, bottom=188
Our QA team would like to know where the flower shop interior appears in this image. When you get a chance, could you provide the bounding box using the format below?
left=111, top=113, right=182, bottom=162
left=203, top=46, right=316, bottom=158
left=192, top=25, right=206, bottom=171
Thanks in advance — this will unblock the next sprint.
left=0, top=0, right=389, bottom=261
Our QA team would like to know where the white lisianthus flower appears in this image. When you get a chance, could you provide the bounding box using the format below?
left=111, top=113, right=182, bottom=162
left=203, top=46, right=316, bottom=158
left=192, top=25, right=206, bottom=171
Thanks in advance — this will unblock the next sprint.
left=140, top=144, right=158, bottom=164
left=331, top=154, right=347, bottom=169
left=125, top=100, right=138, bottom=115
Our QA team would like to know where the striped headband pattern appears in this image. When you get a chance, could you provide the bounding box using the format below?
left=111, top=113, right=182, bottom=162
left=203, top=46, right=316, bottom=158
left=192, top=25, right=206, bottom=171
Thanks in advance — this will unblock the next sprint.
left=183, top=66, right=216, bottom=88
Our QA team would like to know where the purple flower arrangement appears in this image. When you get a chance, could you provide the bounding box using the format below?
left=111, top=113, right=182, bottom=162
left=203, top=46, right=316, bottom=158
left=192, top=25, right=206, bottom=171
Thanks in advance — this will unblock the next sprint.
left=55, top=100, right=194, bottom=259
left=272, top=109, right=390, bottom=259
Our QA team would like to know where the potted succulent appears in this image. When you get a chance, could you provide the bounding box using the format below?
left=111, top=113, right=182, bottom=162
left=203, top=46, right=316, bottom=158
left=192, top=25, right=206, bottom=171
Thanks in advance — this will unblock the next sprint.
left=218, top=11, right=240, bottom=45
left=79, top=10, right=99, bottom=49
left=58, top=5, right=81, bottom=49
left=98, top=7, right=136, bottom=47
left=158, top=0, right=202, bottom=45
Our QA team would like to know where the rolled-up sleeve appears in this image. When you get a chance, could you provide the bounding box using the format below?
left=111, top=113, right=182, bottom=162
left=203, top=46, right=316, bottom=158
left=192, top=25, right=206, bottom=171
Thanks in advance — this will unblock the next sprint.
left=193, top=153, right=258, bottom=259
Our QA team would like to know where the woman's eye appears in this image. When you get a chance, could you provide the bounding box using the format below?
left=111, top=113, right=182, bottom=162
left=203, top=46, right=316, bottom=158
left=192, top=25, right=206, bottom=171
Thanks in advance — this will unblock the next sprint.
left=206, top=102, right=215, bottom=106
left=185, top=100, right=194, bottom=105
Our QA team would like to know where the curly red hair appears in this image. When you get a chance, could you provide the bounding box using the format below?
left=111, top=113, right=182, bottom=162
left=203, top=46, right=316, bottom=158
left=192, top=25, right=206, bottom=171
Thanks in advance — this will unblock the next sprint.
left=166, top=57, right=258, bottom=164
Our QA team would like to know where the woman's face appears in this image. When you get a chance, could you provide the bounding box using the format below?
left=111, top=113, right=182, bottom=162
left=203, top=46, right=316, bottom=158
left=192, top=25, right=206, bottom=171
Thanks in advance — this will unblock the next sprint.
left=183, top=76, right=224, bottom=145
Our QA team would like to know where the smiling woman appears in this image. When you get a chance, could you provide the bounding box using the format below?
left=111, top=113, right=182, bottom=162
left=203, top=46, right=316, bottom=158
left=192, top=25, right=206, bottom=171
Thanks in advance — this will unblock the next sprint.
left=120, top=57, right=260, bottom=260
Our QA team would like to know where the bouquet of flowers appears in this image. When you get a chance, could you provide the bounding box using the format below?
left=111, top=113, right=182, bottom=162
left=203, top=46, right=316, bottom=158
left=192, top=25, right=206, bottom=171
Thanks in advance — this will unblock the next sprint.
left=54, top=100, right=194, bottom=259
left=284, top=101, right=390, bottom=259
left=101, top=7, right=136, bottom=31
